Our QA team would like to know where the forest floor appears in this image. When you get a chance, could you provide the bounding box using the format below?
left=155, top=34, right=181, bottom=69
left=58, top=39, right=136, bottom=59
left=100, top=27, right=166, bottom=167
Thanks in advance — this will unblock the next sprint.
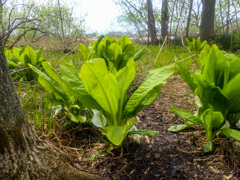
left=45, top=75, right=240, bottom=180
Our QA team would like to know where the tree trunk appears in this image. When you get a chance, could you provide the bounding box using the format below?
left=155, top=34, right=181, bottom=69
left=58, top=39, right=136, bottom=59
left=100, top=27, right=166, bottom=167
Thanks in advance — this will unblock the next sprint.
left=161, top=0, right=168, bottom=41
left=186, top=0, right=193, bottom=38
left=0, top=41, right=100, bottom=179
left=175, top=0, right=185, bottom=38
left=199, top=0, right=216, bottom=41
left=147, top=0, right=158, bottom=45
left=57, top=0, right=66, bottom=50
left=226, top=0, right=230, bottom=34
left=219, top=0, right=225, bottom=34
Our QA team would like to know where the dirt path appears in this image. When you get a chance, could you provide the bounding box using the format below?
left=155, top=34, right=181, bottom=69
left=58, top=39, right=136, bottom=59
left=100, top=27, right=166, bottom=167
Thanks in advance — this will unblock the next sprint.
left=52, top=76, right=240, bottom=179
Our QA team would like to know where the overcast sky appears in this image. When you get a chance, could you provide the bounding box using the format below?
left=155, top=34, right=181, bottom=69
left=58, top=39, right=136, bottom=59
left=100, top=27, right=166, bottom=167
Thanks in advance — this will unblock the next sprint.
left=80, top=0, right=121, bottom=33
left=12, top=0, right=124, bottom=34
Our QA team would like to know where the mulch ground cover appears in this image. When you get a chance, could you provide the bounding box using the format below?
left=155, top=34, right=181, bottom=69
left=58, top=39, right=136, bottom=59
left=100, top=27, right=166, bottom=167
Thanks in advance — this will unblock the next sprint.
left=48, top=75, right=240, bottom=179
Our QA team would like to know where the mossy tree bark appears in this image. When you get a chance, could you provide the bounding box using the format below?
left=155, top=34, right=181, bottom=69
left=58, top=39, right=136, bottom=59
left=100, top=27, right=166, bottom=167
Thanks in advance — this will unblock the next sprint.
left=0, top=42, right=100, bottom=179
left=147, top=0, right=158, bottom=45
left=199, top=0, right=216, bottom=41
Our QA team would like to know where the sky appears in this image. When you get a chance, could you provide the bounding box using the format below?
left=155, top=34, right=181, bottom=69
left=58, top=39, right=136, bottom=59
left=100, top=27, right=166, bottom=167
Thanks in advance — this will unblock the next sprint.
left=80, top=0, right=121, bottom=34
left=9, top=0, right=123, bottom=34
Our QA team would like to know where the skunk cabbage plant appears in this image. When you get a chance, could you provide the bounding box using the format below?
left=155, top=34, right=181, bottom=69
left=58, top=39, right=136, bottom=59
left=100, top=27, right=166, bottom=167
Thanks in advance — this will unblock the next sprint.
left=29, top=61, right=87, bottom=124
left=186, top=37, right=207, bottom=54
left=78, top=35, right=146, bottom=71
left=6, top=46, right=45, bottom=81
left=168, top=45, right=240, bottom=152
left=61, top=58, right=174, bottom=146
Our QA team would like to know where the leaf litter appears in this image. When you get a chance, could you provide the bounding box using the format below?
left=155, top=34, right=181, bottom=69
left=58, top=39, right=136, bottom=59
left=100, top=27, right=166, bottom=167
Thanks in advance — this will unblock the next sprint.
left=41, top=75, right=240, bottom=179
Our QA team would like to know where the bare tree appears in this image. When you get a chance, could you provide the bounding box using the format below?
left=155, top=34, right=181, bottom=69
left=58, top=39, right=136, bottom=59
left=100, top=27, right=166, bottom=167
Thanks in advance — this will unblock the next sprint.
left=186, top=0, right=193, bottom=37
left=57, top=0, right=66, bottom=50
left=0, top=0, right=49, bottom=48
left=147, top=0, right=158, bottom=45
left=161, top=0, right=168, bottom=41
left=226, top=0, right=230, bottom=34
left=200, top=0, right=216, bottom=41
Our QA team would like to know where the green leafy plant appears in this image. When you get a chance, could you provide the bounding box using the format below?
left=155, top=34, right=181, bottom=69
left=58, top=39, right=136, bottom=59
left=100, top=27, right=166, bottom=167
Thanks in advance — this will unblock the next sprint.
left=62, top=57, right=174, bottom=146
left=186, top=37, right=207, bottom=54
left=29, top=61, right=87, bottom=125
left=6, top=46, right=45, bottom=81
left=78, top=35, right=146, bottom=71
left=215, top=29, right=240, bottom=52
left=168, top=44, right=240, bottom=152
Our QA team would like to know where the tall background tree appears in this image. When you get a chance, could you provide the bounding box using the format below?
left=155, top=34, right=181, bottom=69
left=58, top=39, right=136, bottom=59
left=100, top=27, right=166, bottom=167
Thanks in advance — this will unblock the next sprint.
left=147, top=0, right=158, bottom=44
left=161, top=0, right=168, bottom=40
left=199, top=0, right=216, bottom=41
left=0, top=0, right=85, bottom=50
left=115, top=0, right=240, bottom=43
left=185, top=0, right=193, bottom=38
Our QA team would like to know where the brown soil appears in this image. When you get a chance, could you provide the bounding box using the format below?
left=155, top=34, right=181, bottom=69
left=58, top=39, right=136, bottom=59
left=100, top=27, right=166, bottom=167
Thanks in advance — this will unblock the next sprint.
left=47, top=76, right=240, bottom=180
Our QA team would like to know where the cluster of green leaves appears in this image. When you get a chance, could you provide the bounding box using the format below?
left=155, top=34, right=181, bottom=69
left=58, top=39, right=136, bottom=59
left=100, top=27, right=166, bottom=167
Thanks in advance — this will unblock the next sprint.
left=61, top=58, right=174, bottom=146
left=5, top=46, right=45, bottom=81
left=169, top=44, right=240, bottom=152
left=78, top=35, right=146, bottom=71
left=215, top=29, right=240, bottom=52
left=29, top=61, right=88, bottom=125
left=186, top=37, right=207, bottom=54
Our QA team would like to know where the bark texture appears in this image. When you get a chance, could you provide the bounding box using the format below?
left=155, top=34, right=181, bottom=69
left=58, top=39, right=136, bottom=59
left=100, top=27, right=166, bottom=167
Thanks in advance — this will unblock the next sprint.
left=161, top=0, right=168, bottom=41
left=186, top=0, right=193, bottom=38
left=0, top=42, right=100, bottom=179
left=147, top=0, right=158, bottom=45
left=199, top=0, right=216, bottom=41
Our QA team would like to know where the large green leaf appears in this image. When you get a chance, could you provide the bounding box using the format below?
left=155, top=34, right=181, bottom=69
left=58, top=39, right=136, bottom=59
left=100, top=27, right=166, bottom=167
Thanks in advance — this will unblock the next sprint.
left=60, top=61, right=101, bottom=110
left=169, top=107, right=203, bottom=125
left=168, top=123, right=192, bottom=132
left=42, top=61, right=72, bottom=101
left=93, top=35, right=105, bottom=52
left=20, top=53, right=31, bottom=67
left=115, top=59, right=135, bottom=123
left=229, top=58, right=240, bottom=81
left=141, top=84, right=162, bottom=106
left=107, top=43, right=122, bottom=69
left=97, top=40, right=108, bottom=59
left=220, top=128, right=240, bottom=141
left=224, top=53, right=238, bottom=60
left=116, top=59, right=135, bottom=97
left=176, top=60, right=197, bottom=92
left=69, top=112, right=86, bottom=123
left=105, top=117, right=135, bottom=146
left=203, top=109, right=224, bottom=141
left=12, top=47, right=21, bottom=60
left=119, top=44, right=136, bottom=69
left=7, top=60, right=21, bottom=68
left=118, top=36, right=132, bottom=50
left=80, top=58, right=120, bottom=125
left=29, top=64, right=66, bottom=102
left=201, top=45, right=226, bottom=86
left=199, top=44, right=211, bottom=67
left=123, top=65, right=174, bottom=118
left=222, top=73, right=240, bottom=113
left=24, top=46, right=37, bottom=65
left=78, top=43, right=90, bottom=60
left=193, top=74, right=228, bottom=112
left=4, top=49, right=12, bottom=60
